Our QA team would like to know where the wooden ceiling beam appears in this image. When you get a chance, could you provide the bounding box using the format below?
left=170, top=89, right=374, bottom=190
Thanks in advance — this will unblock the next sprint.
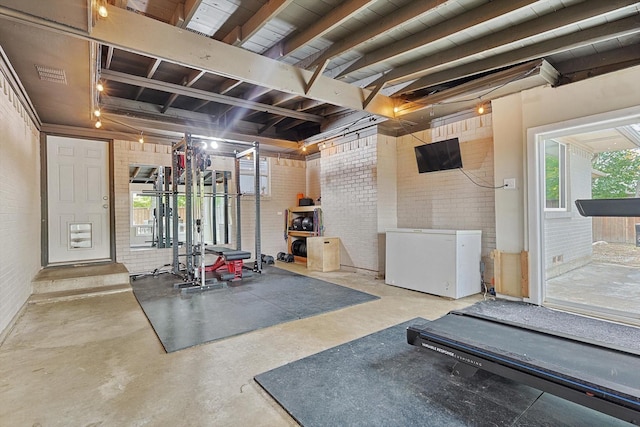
left=264, top=0, right=377, bottom=60
left=302, top=0, right=448, bottom=70
left=379, top=0, right=640, bottom=88
left=337, top=0, right=539, bottom=78
left=399, top=14, right=640, bottom=94
left=92, top=5, right=393, bottom=117
left=101, top=69, right=324, bottom=122
left=222, top=0, right=295, bottom=46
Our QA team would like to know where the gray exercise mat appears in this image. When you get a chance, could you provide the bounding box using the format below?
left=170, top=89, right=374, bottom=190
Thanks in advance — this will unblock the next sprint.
left=455, top=299, right=640, bottom=353
left=255, top=318, right=629, bottom=427
left=130, top=266, right=379, bottom=352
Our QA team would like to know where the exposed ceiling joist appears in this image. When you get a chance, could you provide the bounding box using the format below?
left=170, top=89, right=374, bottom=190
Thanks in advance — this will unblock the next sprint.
left=400, top=13, right=640, bottom=94
left=554, top=43, right=640, bottom=84
left=378, top=0, right=640, bottom=88
left=303, top=0, right=448, bottom=70
left=100, top=69, right=324, bottom=122
left=222, top=0, right=295, bottom=46
left=264, top=0, right=377, bottom=60
left=161, top=69, right=207, bottom=112
left=100, top=97, right=300, bottom=150
left=0, top=3, right=394, bottom=117
left=133, top=57, right=162, bottom=100
left=338, top=0, right=539, bottom=78
left=180, top=0, right=204, bottom=29
left=91, top=5, right=394, bottom=117
left=397, top=60, right=558, bottom=116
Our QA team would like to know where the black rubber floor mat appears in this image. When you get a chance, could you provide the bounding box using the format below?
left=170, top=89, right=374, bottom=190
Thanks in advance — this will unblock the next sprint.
left=255, top=318, right=629, bottom=427
left=131, top=266, right=379, bottom=352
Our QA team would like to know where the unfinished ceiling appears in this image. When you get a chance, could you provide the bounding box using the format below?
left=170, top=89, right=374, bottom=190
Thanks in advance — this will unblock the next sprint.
left=1, top=0, right=640, bottom=155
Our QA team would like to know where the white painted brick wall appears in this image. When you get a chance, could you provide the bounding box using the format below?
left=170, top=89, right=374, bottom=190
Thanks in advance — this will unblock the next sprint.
left=544, top=145, right=593, bottom=278
left=0, top=71, right=41, bottom=335
left=396, top=114, right=496, bottom=280
left=321, top=133, right=379, bottom=273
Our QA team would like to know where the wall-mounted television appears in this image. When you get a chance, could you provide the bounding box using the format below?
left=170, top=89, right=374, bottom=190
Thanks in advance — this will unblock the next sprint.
left=414, top=137, right=463, bottom=173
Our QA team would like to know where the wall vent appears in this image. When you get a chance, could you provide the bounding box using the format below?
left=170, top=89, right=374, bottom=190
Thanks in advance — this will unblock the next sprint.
left=35, top=65, right=67, bottom=85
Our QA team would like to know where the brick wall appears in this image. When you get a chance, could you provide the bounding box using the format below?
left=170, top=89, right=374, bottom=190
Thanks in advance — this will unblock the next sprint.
left=320, top=130, right=380, bottom=273
left=0, top=70, right=41, bottom=336
left=396, top=114, right=496, bottom=280
left=544, top=144, right=593, bottom=278
left=240, top=157, right=306, bottom=260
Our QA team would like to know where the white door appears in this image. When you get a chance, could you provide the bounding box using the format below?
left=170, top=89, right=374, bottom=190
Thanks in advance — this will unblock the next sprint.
left=47, top=136, right=111, bottom=263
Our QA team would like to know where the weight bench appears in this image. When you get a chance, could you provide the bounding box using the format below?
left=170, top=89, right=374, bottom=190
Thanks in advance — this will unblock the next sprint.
left=204, top=247, right=252, bottom=281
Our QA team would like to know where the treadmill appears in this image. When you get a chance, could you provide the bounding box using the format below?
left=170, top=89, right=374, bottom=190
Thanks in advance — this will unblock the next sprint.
left=407, top=310, right=640, bottom=424
left=409, top=198, right=640, bottom=423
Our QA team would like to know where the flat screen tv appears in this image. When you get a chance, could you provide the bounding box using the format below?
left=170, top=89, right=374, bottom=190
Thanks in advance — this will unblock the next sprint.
left=414, top=137, right=463, bottom=173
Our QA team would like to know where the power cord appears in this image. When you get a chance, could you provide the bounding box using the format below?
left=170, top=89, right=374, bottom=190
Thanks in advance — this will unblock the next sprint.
left=458, top=168, right=506, bottom=189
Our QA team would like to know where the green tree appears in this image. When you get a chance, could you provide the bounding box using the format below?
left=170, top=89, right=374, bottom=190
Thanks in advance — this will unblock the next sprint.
left=132, top=195, right=152, bottom=208
left=592, top=149, right=640, bottom=199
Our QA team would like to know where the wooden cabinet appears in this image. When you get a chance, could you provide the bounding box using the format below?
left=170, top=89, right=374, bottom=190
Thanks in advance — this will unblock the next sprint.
left=286, top=206, right=322, bottom=264
left=307, top=237, right=340, bottom=272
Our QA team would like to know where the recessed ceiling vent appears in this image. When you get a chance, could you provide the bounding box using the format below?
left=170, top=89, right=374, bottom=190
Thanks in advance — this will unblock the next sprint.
left=35, top=65, right=67, bottom=85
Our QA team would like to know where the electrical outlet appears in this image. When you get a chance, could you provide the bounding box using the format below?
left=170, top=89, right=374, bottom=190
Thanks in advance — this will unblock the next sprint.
left=503, top=178, right=516, bottom=190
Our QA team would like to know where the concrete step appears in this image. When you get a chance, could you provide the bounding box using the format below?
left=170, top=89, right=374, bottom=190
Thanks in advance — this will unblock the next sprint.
left=29, top=284, right=132, bottom=304
left=32, top=263, right=130, bottom=295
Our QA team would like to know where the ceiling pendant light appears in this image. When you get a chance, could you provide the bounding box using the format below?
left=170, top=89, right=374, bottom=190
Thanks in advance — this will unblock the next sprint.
left=138, top=132, right=144, bottom=144
left=477, top=103, right=485, bottom=115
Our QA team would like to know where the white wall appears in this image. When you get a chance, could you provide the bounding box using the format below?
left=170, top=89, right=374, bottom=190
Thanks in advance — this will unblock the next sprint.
left=376, top=133, right=397, bottom=274
left=544, top=144, right=593, bottom=278
left=493, top=64, right=640, bottom=302
left=0, top=69, right=41, bottom=336
left=320, top=130, right=380, bottom=273
left=493, top=65, right=640, bottom=255
left=396, top=115, right=496, bottom=279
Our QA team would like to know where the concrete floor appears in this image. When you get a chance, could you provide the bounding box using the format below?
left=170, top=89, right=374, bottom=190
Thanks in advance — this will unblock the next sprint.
left=0, top=263, right=481, bottom=426
left=546, top=262, right=640, bottom=325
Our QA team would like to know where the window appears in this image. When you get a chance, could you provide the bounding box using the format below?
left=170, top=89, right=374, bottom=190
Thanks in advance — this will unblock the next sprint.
left=239, top=157, right=269, bottom=195
left=131, top=193, right=155, bottom=226
left=544, top=139, right=567, bottom=210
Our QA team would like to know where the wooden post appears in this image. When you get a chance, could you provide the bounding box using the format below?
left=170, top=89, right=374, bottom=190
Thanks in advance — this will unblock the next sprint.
left=520, top=251, right=529, bottom=298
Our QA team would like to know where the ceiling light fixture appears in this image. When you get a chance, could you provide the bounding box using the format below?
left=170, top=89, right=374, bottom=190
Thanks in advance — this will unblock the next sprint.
left=477, top=103, right=485, bottom=115
left=93, top=108, right=101, bottom=118
left=138, top=132, right=144, bottom=144
left=94, top=119, right=102, bottom=129
left=96, top=81, right=104, bottom=92
left=97, top=0, right=108, bottom=18
left=210, top=140, right=219, bottom=149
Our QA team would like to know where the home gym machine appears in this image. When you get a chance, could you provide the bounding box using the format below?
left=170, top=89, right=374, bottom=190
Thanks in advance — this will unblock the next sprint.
left=170, top=133, right=262, bottom=293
